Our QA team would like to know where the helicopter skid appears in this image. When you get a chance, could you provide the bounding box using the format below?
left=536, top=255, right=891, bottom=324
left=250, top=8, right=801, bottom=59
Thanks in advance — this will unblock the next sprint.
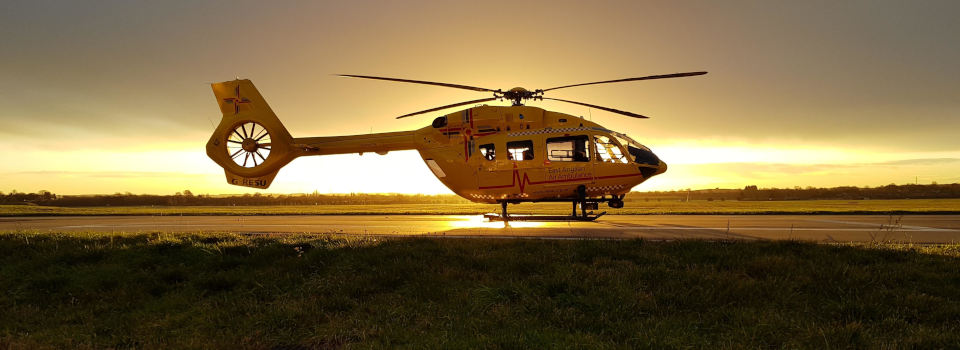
left=484, top=212, right=606, bottom=222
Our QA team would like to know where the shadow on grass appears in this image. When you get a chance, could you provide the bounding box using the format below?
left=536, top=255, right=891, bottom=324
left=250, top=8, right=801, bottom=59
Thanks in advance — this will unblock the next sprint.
left=1, top=230, right=959, bottom=349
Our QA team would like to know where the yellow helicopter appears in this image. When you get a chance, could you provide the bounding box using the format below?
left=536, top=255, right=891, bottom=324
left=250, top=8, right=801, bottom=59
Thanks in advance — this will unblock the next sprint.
left=205, top=72, right=706, bottom=221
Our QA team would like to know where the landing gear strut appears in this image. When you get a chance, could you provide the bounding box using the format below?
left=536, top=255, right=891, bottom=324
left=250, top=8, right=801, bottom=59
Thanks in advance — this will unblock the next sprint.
left=485, top=186, right=606, bottom=222
left=577, top=185, right=588, bottom=217
left=608, top=194, right=625, bottom=209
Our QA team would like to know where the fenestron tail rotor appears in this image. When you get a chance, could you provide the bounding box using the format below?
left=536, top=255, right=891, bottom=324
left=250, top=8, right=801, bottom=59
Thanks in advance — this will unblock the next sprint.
left=337, top=71, right=707, bottom=119
left=226, top=122, right=272, bottom=168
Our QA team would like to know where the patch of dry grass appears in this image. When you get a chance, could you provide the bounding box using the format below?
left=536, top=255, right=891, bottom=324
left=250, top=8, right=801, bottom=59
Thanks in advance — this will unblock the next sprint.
left=2, top=230, right=960, bottom=349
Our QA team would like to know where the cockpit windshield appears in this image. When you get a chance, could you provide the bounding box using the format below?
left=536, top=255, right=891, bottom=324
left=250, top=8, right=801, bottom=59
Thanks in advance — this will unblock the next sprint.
left=591, top=128, right=653, bottom=164
left=593, top=135, right=628, bottom=164
left=607, top=130, right=650, bottom=151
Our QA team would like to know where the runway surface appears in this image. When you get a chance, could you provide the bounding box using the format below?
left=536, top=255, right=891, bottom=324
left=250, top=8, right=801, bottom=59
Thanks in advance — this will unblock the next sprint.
left=3, top=214, right=960, bottom=243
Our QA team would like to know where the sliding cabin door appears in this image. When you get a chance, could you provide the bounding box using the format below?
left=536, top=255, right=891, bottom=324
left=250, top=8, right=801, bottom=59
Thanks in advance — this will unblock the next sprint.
left=542, top=134, right=594, bottom=188
left=477, top=142, right=513, bottom=191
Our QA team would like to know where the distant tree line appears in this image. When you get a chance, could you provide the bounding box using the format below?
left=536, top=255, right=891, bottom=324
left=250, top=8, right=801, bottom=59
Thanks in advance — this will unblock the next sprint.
left=0, top=190, right=57, bottom=204
left=0, top=190, right=471, bottom=207
left=3, top=183, right=959, bottom=207
left=634, top=183, right=960, bottom=202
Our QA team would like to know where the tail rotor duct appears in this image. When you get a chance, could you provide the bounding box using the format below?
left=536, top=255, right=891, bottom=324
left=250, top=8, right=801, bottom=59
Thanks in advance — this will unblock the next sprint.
left=227, top=121, right=272, bottom=168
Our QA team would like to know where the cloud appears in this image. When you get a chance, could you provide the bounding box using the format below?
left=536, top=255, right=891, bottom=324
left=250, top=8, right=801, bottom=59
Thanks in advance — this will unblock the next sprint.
left=4, top=171, right=205, bottom=179
left=700, top=158, right=960, bottom=174
left=877, top=158, right=960, bottom=166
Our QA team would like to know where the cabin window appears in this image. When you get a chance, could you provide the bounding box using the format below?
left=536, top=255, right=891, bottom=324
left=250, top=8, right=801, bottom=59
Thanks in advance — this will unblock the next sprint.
left=479, top=143, right=496, bottom=161
left=506, top=140, right=534, bottom=161
left=594, top=135, right=628, bottom=163
left=546, top=135, right=590, bottom=162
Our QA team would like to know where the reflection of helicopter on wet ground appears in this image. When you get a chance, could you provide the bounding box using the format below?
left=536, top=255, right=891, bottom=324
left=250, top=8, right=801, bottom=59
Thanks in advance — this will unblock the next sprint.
left=205, top=72, right=706, bottom=221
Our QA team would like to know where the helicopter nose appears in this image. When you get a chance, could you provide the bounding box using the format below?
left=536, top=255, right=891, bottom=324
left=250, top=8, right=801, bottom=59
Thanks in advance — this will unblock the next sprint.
left=655, top=160, right=668, bottom=175
left=627, top=146, right=666, bottom=178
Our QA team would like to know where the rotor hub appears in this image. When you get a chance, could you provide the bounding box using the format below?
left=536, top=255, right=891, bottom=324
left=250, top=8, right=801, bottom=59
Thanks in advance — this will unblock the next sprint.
left=241, top=138, right=258, bottom=152
left=227, top=121, right=273, bottom=168
left=497, top=87, right=542, bottom=106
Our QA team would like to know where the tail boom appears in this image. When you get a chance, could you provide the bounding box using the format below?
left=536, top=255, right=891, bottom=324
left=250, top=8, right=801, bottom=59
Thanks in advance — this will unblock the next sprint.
left=294, top=130, right=416, bottom=156
left=206, top=79, right=418, bottom=190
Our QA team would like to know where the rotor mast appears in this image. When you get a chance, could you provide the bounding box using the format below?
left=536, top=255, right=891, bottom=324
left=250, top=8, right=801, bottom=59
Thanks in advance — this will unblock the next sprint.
left=499, top=87, right=538, bottom=106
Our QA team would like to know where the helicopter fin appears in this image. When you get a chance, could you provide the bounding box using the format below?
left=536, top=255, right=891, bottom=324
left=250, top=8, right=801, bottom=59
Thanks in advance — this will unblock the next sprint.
left=206, top=79, right=297, bottom=189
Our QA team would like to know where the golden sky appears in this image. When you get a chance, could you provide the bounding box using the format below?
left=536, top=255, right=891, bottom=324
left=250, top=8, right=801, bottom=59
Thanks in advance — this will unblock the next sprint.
left=2, top=1, right=959, bottom=195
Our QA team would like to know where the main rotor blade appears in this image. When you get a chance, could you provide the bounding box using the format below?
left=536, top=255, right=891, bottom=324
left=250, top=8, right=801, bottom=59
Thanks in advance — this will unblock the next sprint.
left=336, top=74, right=498, bottom=93
left=542, top=97, right=648, bottom=119
left=397, top=98, right=498, bottom=119
left=541, top=71, right=707, bottom=92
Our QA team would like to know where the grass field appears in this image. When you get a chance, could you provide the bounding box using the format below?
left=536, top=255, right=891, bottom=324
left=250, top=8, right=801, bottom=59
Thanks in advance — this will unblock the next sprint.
left=3, top=198, right=960, bottom=217
left=2, top=230, right=959, bottom=349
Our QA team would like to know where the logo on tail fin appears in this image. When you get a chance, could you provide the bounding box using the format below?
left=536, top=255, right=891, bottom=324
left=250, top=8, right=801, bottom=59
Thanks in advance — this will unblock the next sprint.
left=222, top=86, right=251, bottom=115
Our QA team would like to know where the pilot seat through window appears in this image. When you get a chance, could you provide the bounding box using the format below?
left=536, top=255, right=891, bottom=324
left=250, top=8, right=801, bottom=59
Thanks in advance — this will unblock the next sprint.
left=594, top=135, right=628, bottom=163
left=479, top=143, right=496, bottom=161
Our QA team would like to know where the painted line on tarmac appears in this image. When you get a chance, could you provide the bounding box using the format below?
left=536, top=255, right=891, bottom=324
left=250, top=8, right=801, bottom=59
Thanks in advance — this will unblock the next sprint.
left=806, top=219, right=955, bottom=232
left=53, top=224, right=959, bottom=232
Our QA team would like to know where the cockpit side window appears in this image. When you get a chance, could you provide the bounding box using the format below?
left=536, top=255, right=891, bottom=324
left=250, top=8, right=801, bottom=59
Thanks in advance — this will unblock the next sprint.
left=506, top=140, right=534, bottom=161
left=546, top=136, right=590, bottom=162
left=594, top=135, right=628, bottom=164
left=479, top=143, right=496, bottom=161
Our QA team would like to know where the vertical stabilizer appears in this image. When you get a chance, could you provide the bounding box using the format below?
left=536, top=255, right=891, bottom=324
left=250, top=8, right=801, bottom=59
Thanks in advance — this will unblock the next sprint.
left=206, top=79, right=297, bottom=189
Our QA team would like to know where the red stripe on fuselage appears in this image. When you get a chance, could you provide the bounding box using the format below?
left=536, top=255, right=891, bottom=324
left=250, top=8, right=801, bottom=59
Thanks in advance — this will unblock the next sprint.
left=596, top=173, right=643, bottom=180
left=478, top=170, right=642, bottom=192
